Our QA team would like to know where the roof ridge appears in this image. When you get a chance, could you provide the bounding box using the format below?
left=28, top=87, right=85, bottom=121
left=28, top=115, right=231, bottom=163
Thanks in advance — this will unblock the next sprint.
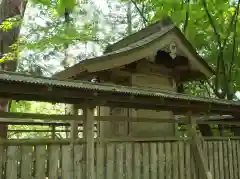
left=104, top=16, right=175, bottom=53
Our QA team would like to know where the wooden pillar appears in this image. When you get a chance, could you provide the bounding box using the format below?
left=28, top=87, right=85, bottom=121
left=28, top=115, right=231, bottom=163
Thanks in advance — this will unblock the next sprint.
left=70, top=105, right=78, bottom=142
left=63, top=104, right=79, bottom=179
left=219, top=124, right=224, bottom=136
left=83, top=106, right=95, bottom=179
left=0, top=98, right=9, bottom=139
left=51, top=125, right=56, bottom=139
left=186, top=111, right=212, bottom=179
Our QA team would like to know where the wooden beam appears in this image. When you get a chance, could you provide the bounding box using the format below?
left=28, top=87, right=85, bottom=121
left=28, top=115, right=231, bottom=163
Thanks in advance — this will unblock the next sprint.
left=97, top=136, right=188, bottom=142
left=0, top=139, right=85, bottom=145
left=1, top=136, right=240, bottom=146
left=7, top=129, right=96, bottom=133
left=0, top=111, right=234, bottom=121
left=0, top=112, right=79, bottom=121
left=203, top=136, right=240, bottom=140
left=0, top=112, right=238, bottom=126
left=83, top=107, right=95, bottom=179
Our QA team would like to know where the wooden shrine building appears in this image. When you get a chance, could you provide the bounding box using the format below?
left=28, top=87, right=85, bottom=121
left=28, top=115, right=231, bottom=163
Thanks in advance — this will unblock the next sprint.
left=55, top=17, right=215, bottom=138
left=0, top=17, right=240, bottom=179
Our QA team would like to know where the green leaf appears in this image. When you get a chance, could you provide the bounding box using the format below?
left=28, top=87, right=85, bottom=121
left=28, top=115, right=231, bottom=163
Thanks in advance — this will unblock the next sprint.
left=0, top=15, right=22, bottom=31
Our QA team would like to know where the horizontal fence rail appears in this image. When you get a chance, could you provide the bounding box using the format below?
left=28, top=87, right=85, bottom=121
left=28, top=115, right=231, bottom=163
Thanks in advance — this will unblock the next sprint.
left=0, top=112, right=237, bottom=125
left=0, top=139, right=240, bottom=179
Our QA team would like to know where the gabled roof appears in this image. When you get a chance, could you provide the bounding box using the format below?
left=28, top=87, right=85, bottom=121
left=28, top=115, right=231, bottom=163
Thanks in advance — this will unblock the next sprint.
left=54, top=17, right=214, bottom=79
left=104, top=17, right=178, bottom=53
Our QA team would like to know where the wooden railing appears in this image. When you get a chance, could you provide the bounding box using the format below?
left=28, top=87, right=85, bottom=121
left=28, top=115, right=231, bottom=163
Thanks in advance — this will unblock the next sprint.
left=0, top=111, right=240, bottom=179
left=0, top=138, right=240, bottom=179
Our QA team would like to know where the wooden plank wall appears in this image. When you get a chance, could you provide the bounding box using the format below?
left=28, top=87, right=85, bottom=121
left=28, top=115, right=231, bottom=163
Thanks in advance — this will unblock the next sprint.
left=0, top=144, right=86, bottom=179
left=98, top=141, right=196, bottom=179
left=0, top=140, right=239, bottom=179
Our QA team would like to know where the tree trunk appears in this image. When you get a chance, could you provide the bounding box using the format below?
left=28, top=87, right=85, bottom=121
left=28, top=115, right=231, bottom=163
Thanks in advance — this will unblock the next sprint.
left=127, top=2, right=132, bottom=35
left=0, top=0, right=27, bottom=139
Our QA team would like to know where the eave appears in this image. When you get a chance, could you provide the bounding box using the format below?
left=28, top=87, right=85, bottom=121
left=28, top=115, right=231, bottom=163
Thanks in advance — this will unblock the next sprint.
left=0, top=71, right=239, bottom=116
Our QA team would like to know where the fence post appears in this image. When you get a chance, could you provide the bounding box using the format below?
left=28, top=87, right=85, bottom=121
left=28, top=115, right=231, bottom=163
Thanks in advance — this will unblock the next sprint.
left=83, top=106, right=95, bottom=179
left=70, top=105, right=79, bottom=142
left=70, top=105, right=78, bottom=178
left=186, top=111, right=212, bottom=179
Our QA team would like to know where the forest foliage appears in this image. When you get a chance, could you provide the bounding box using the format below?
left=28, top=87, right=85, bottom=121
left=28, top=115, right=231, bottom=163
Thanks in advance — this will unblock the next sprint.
left=1, top=0, right=240, bottom=97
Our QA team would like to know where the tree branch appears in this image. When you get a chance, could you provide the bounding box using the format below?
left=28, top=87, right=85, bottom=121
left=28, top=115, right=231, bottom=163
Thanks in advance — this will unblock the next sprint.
left=130, top=0, right=149, bottom=26
left=183, top=0, right=190, bottom=34
left=226, top=0, right=240, bottom=100
left=228, top=0, right=240, bottom=78
left=222, top=0, right=240, bottom=49
left=202, top=0, right=221, bottom=48
left=202, top=0, right=227, bottom=98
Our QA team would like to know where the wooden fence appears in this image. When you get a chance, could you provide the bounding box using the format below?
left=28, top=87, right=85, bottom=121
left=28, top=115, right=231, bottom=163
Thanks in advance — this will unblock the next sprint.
left=0, top=138, right=240, bottom=179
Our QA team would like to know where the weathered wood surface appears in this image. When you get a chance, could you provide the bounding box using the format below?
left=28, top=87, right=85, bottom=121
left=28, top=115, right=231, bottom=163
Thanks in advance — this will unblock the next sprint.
left=0, top=112, right=237, bottom=125
left=0, top=140, right=239, bottom=179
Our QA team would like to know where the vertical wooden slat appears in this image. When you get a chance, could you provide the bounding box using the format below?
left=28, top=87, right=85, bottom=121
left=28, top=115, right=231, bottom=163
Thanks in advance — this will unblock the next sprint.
left=223, top=141, right=229, bottom=179
left=116, top=143, right=124, bottom=179
left=208, top=142, right=214, bottom=179
left=218, top=141, right=224, bottom=179
left=125, top=143, right=133, bottom=179
left=84, top=107, right=95, bottom=179
left=157, top=142, right=164, bottom=179
left=232, top=140, right=238, bottom=179
left=185, top=143, right=191, bottom=179
left=178, top=142, right=184, bottom=179
left=142, top=143, right=149, bottom=179
left=134, top=143, right=141, bottom=179
left=0, top=145, right=4, bottom=179
left=96, top=142, right=104, bottom=179
left=74, top=144, right=85, bottom=179
left=203, top=139, right=209, bottom=179
left=150, top=143, right=157, bottom=179
left=236, top=140, right=240, bottom=178
left=35, top=146, right=46, bottom=179
left=62, top=145, right=72, bottom=179
left=199, top=140, right=207, bottom=179
left=205, top=141, right=210, bottom=175
left=106, top=143, right=114, bottom=179
left=6, top=146, right=18, bottom=179
left=48, top=145, right=60, bottom=179
left=172, top=142, right=178, bottom=179
left=190, top=147, right=197, bottom=179
left=69, top=105, right=78, bottom=179
left=21, top=146, right=33, bottom=179
left=2, top=146, right=7, bottom=179
left=70, top=105, right=78, bottom=142
left=228, top=140, right=234, bottom=179
left=213, top=141, right=219, bottom=179
left=202, top=140, right=208, bottom=179
left=165, top=142, right=172, bottom=179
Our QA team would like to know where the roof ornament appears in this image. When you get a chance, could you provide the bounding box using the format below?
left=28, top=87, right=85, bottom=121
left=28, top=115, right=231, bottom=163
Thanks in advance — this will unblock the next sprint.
left=169, top=42, right=177, bottom=59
